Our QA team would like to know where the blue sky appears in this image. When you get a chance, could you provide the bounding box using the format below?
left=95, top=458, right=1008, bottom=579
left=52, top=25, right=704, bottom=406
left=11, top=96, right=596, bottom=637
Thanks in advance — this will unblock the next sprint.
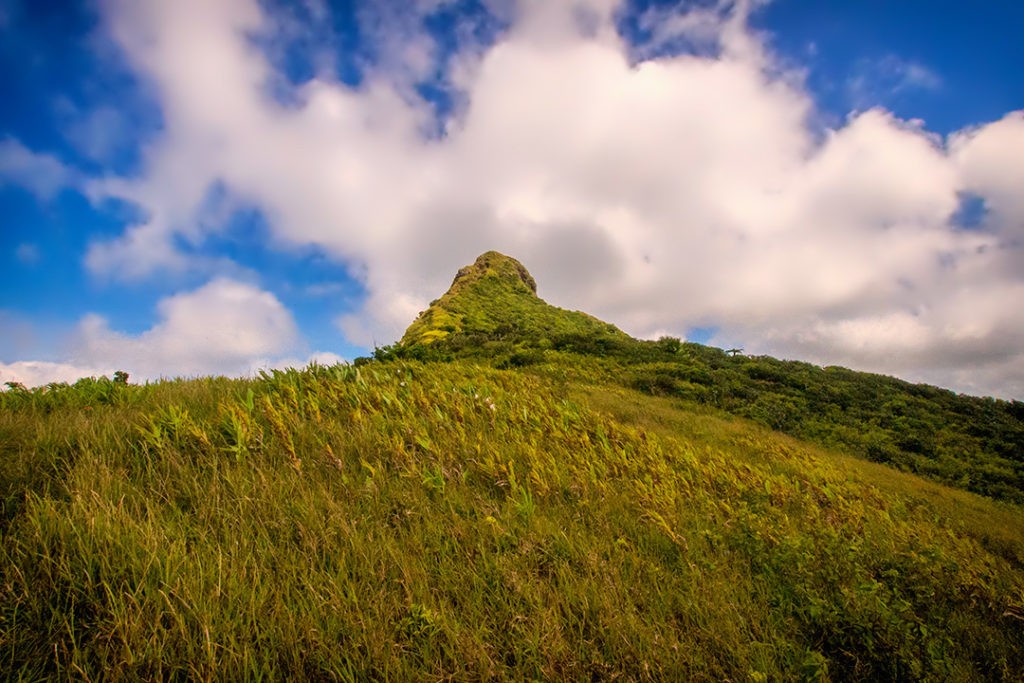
left=1, top=0, right=1023, bottom=398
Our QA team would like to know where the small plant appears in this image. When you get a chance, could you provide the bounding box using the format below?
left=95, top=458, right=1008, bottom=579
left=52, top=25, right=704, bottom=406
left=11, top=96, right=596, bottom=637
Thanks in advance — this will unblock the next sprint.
left=400, top=603, right=442, bottom=642
left=220, top=404, right=254, bottom=461
left=421, top=465, right=445, bottom=495
left=514, top=485, right=535, bottom=520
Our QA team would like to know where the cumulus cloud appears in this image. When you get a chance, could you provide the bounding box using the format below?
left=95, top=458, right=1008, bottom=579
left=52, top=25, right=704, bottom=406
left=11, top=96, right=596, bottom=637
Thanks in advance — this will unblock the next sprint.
left=0, top=278, right=311, bottom=387
left=69, top=278, right=301, bottom=380
left=952, top=112, right=1024, bottom=233
left=0, top=361, right=117, bottom=388
left=78, top=0, right=1024, bottom=398
left=0, top=137, right=77, bottom=199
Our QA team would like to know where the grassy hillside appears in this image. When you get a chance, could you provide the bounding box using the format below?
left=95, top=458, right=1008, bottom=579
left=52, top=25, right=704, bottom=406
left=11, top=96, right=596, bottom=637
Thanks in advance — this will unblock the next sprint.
left=386, top=253, right=1024, bottom=505
left=2, top=363, right=1023, bottom=680
left=3, top=251, right=1023, bottom=679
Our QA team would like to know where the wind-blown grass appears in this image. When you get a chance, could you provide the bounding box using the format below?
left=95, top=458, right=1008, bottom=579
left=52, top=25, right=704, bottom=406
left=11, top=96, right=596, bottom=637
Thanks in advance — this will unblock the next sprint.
left=2, top=361, right=1022, bottom=680
left=388, top=252, right=1024, bottom=506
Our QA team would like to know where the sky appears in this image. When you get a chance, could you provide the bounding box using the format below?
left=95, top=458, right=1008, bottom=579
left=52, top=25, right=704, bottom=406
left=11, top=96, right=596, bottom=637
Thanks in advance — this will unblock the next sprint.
left=1, top=0, right=1023, bottom=399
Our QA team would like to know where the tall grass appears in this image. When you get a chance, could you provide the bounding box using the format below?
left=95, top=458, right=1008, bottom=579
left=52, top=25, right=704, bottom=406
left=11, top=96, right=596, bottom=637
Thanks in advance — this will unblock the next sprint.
left=2, top=362, right=1022, bottom=680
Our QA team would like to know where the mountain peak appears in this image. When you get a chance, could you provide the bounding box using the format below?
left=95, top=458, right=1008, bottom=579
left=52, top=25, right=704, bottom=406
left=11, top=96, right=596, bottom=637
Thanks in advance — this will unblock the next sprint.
left=400, top=251, right=624, bottom=347
left=451, top=251, right=537, bottom=296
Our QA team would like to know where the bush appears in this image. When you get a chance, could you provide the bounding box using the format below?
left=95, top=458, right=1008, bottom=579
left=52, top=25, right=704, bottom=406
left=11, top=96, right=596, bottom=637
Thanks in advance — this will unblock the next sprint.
left=656, top=336, right=682, bottom=354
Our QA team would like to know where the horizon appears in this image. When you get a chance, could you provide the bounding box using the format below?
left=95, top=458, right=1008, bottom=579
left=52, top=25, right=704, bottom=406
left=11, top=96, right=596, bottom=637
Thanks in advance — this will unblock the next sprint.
left=2, top=0, right=1023, bottom=399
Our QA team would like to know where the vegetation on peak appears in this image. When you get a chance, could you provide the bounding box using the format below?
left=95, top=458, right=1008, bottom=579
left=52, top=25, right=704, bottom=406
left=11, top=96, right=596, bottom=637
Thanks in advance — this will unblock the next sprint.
left=399, top=251, right=625, bottom=347
left=452, top=250, right=538, bottom=294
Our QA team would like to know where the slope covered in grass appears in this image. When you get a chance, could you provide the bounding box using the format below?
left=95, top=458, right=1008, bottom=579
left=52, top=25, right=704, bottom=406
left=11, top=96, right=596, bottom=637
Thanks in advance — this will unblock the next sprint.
left=1, top=363, right=1023, bottom=680
left=387, top=253, right=1024, bottom=504
left=3, top=251, right=1024, bottom=679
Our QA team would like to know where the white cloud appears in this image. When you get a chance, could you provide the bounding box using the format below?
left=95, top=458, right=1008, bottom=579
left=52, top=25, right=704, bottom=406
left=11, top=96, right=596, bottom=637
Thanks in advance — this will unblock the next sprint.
left=78, top=0, right=1024, bottom=398
left=67, top=278, right=300, bottom=380
left=0, top=137, right=76, bottom=199
left=1, top=278, right=355, bottom=387
left=634, top=0, right=768, bottom=63
left=0, top=361, right=116, bottom=388
left=254, top=350, right=348, bottom=375
left=951, top=111, right=1024, bottom=234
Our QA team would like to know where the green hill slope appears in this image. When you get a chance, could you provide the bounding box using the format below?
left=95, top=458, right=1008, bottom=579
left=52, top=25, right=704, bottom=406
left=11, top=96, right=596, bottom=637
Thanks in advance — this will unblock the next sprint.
left=385, top=253, right=1024, bottom=505
left=2, top=252, right=1023, bottom=680
left=2, top=364, right=1023, bottom=680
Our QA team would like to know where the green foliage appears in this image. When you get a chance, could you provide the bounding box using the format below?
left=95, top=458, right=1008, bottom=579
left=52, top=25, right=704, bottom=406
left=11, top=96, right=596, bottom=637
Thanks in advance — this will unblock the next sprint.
left=0, top=372, right=137, bottom=412
left=2, top=359, right=1023, bottom=679
left=619, top=353, right=1024, bottom=504
left=384, top=253, right=1024, bottom=504
left=3, top=252, right=1024, bottom=678
left=656, top=335, right=683, bottom=354
left=392, top=321, right=1024, bottom=504
left=400, top=251, right=628, bottom=348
